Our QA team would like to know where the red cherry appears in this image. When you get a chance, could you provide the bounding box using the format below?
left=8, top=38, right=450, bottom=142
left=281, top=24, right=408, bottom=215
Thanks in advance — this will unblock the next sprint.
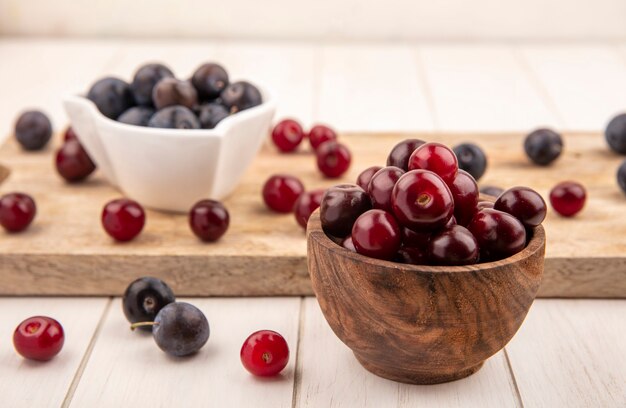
left=391, top=170, right=454, bottom=232
left=64, top=126, right=78, bottom=141
left=240, top=330, right=289, bottom=376
left=467, top=209, right=526, bottom=261
left=316, top=141, right=351, bottom=178
left=294, top=189, right=325, bottom=229
left=408, top=142, right=458, bottom=184
left=55, top=139, right=96, bottom=182
left=13, top=316, right=64, bottom=361
left=495, top=187, right=546, bottom=227
left=351, top=209, right=401, bottom=260
left=189, top=199, right=229, bottom=242
left=101, top=198, right=145, bottom=242
left=386, top=139, right=426, bottom=171
left=356, top=166, right=382, bottom=191
left=262, top=174, right=305, bottom=213
left=448, top=170, right=479, bottom=226
left=549, top=181, right=586, bottom=217
left=367, top=166, right=405, bottom=213
left=308, top=125, right=337, bottom=150
left=0, top=192, right=36, bottom=232
left=271, top=119, right=304, bottom=153
left=428, top=225, right=479, bottom=266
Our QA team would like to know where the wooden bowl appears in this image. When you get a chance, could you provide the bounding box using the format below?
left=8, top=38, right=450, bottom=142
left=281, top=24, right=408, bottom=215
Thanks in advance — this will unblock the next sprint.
left=306, top=209, right=545, bottom=384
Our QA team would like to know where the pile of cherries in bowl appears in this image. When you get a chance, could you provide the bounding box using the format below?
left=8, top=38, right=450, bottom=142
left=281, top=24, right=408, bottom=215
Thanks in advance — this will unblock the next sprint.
left=87, top=62, right=262, bottom=129
left=320, top=139, right=547, bottom=265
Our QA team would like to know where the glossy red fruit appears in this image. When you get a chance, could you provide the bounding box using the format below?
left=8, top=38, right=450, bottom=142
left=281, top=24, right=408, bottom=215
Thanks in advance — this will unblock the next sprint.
left=320, top=184, right=371, bottom=238
left=13, top=316, right=64, bottom=361
left=189, top=199, right=229, bottom=242
left=0, top=192, right=36, bottom=232
left=391, top=170, right=454, bottom=232
left=428, top=225, right=479, bottom=266
left=262, top=174, right=305, bottom=213
left=240, top=330, right=289, bottom=377
left=316, top=141, right=351, bottom=178
left=395, top=246, right=428, bottom=265
left=367, top=166, right=405, bottom=212
left=495, top=187, right=546, bottom=227
left=64, top=127, right=77, bottom=141
left=356, top=166, right=382, bottom=191
left=271, top=119, right=304, bottom=152
left=55, top=139, right=96, bottom=182
left=408, top=142, right=458, bottom=184
left=386, top=139, right=426, bottom=171
left=308, top=125, right=337, bottom=150
left=294, top=189, right=325, bottom=229
left=101, top=198, right=145, bottom=242
left=467, top=209, right=526, bottom=261
left=351, top=209, right=401, bottom=260
left=448, top=170, right=479, bottom=226
left=549, top=181, right=586, bottom=217
left=342, top=236, right=356, bottom=252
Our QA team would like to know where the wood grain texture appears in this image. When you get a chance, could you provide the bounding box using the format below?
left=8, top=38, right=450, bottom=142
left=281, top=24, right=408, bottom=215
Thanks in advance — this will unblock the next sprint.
left=295, top=298, right=522, bottom=407
left=0, top=132, right=624, bottom=297
left=506, top=299, right=626, bottom=407
left=306, top=210, right=545, bottom=384
left=69, top=297, right=300, bottom=407
left=0, top=297, right=109, bottom=408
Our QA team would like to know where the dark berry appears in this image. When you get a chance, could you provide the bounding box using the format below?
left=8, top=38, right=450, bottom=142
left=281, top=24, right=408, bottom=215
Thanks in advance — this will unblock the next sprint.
left=448, top=170, right=479, bottom=226
left=453, top=143, right=487, bottom=181
left=467, top=209, right=526, bottom=261
left=131, top=63, right=174, bottom=106
left=549, top=181, right=586, bottom=217
left=480, top=185, right=504, bottom=197
left=220, top=81, right=262, bottom=113
left=13, top=316, right=64, bottom=361
left=605, top=113, right=626, bottom=154
left=294, top=189, right=325, bottom=229
left=428, top=225, right=479, bottom=266
left=87, top=77, right=135, bottom=119
left=351, top=209, right=401, bottom=260
left=408, top=142, right=458, bottom=183
left=618, top=160, right=626, bottom=195
left=367, top=166, right=404, bottom=212
left=356, top=166, right=382, bottom=191
left=197, top=103, right=229, bottom=129
left=524, top=128, right=563, bottom=166
left=15, top=110, right=52, bottom=151
left=152, top=78, right=198, bottom=110
left=101, top=198, right=145, bottom=242
left=342, top=236, right=356, bottom=252
left=240, top=330, right=289, bottom=377
left=64, top=127, right=77, bottom=141
left=320, top=184, right=371, bottom=238
left=494, top=187, right=546, bottom=227
left=118, top=107, right=155, bottom=126
left=191, top=63, right=229, bottom=100
left=308, top=125, right=337, bottom=151
left=401, top=227, right=431, bottom=248
left=148, top=105, right=200, bottom=129
left=395, top=246, right=428, bottom=265
left=189, top=199, right=230, bottom=242
left=391, top=170, right=454, bottom=232
left=271, top=119, right=304, bottom=152
left=316, top=141, right=351, bottom=178
left=0, top=192, right=36, bottom=232
left=262, top=175, right=304, bottom=213
left=152, top=302, right=210, bottom=357
left=122, top=277, right=176, bottom=331
left=386, top=139, right=425, bottom=171
left=55, top=139, right=96, bottom=182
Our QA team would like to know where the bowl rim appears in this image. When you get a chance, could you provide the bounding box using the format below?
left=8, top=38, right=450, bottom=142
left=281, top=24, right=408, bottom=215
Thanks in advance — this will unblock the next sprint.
left=63, top=85, right=276, bottom=140
left=306, top=209, right=546, bottom=274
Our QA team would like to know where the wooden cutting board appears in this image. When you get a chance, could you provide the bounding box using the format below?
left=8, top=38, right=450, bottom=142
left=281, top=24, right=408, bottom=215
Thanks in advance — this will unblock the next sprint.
left=0, top=132, right=624, bottom=297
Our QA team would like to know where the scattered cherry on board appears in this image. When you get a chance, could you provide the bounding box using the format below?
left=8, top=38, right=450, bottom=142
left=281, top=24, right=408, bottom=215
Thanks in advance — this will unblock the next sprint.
left=549, top=181, right=586, bottom=217
left=0, top=192, right=36, bottom=233
left=240, top=330, right=290, bottom=377
left=13, top=316, right=64, bottom=361
left=262, top=174, right=305, bottom=213
left=189, top=199, right=230, bottom=242
left=271, top=119, right=305, bottom=153
left=102, top=198, right=146, bottom=241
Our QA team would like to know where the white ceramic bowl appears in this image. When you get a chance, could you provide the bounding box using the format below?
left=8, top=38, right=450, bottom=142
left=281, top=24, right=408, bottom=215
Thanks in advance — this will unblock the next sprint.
left=63, top=90, right=276, bottom=212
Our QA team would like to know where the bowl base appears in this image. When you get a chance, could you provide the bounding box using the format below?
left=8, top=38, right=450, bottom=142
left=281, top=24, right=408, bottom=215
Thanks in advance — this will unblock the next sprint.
left=354, top=353, right=484, bottom=385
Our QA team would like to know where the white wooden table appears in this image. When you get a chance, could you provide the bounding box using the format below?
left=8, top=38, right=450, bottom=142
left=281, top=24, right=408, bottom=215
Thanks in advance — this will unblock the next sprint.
left=0, top=39, right=625, bottom=407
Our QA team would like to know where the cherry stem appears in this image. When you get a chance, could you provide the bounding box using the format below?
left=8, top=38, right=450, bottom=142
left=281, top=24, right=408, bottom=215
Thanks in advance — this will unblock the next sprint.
left=130, top=321, right=159, bottom=331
